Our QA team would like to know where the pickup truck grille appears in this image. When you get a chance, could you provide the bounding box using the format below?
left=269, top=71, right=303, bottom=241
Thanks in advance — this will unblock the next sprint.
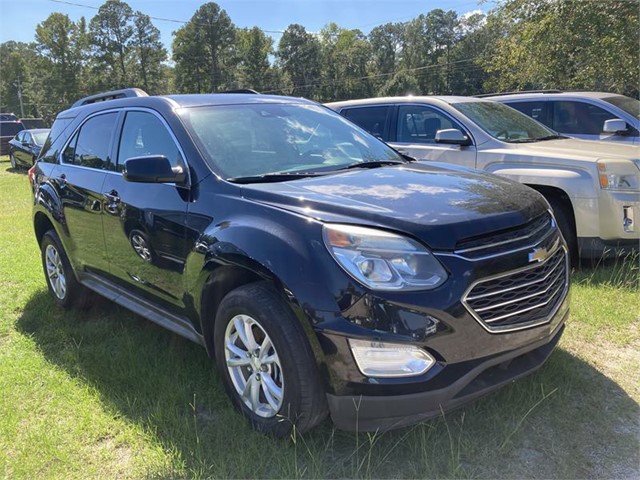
left=463, top=247, right=568, bottom=333
left=455, top=211, right=555, bottom=259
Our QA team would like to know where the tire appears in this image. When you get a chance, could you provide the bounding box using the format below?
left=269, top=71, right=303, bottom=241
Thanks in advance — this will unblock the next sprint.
left=9, top=152, right=16, bottom=169
left=547, top=196, right=578, bottom=266
left=129, top=229, right=154, bottom=263
left=40, top=229, right=93, bottom=309
left=214, top=282, right=327, bottom=437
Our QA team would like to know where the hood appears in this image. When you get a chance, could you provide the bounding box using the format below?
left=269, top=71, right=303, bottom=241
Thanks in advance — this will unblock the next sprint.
left=506, top=137, right=640, bottom=161
left=241, top=163, right=548, bottom=251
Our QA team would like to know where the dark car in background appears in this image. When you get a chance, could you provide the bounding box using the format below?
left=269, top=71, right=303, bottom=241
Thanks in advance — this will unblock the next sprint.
left=20, top=118, right=47, bottom=129
left=0, top=113, right=19, bottom=121
left=8, top=128, right=50, bottom=168
left=0, top=120, right=25, bottom=156
left=31, top=88, right=569, bottom=436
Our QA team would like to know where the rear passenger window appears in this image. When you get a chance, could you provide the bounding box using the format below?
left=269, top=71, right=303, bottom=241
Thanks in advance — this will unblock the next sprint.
left=63, top=113, right=118, bottom=169
left=117, top=111, right=182, bottom=171
left=342, top=106, right=390, bottom=139
left=552, top=101, right=616, bottom=135
left=508, top=101, right=551, bottom=128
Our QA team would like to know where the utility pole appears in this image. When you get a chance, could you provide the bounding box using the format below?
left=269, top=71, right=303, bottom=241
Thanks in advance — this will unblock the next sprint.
left=14, top=77, right=25, bottom=118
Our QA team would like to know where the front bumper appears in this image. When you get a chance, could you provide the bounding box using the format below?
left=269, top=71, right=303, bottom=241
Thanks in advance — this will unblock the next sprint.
left=327, top=316, right=566, bottom=431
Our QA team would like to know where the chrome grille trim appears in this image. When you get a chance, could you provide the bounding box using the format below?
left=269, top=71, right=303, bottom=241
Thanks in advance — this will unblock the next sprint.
left=455, top=214, right=554, bottom=254
left=443, top=210, right=557, bottom=261
left=465, top=245, right=564, bottom=301
left=462, top=245, right=569, bottom=334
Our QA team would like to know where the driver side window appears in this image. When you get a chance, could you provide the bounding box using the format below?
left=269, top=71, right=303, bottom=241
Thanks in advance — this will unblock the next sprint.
left=396, top=105, right=463, bottom=144
left=117, top=111, right=182, bottom=172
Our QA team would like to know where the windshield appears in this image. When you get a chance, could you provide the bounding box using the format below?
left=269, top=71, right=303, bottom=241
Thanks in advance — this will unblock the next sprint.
left=603, top=95, right=640, bottom=120
left=32, top=131, right=49, bottom=145
left=180, top=103, right=402, bottom=179
left=452, top=101, right=558, bottom=143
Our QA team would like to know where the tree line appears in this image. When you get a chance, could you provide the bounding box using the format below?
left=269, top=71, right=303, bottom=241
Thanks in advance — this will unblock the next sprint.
left=1, top=0, right=638, bottom=122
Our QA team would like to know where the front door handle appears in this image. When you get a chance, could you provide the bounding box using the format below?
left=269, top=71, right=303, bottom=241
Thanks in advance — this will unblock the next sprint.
left=57, top=173, right=67, bottom=188
left=104, top=190, right=120, bottom=214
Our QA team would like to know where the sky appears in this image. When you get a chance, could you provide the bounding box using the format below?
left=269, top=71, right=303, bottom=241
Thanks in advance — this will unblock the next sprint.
left=0, top=0, right=492, bottom=56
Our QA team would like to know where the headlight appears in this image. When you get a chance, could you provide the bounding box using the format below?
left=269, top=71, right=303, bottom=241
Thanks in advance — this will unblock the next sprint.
left=323, top=224, right=447, bottom=290
left=349, top=339, right=435, bottom=377
left=597, top=159, right=640, bottom=191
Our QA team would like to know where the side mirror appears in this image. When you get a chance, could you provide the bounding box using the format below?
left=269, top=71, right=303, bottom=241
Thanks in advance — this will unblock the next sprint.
left=123, top=155, right=187, bottom=184
left=435, top=128, right=471, bottom=146
left=21, top=140, right=30, bottom=146
left=603, top=119, right=628, bottom=134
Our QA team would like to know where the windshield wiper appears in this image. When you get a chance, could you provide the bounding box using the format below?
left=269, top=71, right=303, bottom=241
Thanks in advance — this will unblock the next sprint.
left=334, top=160, right=406, bottom=171
left=511, top=134, right=567, bottom=143
left=227, top=171, right=327, bottom=184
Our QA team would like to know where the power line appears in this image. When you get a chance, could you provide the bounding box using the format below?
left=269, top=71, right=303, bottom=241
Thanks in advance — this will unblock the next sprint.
left=47, top=0, right=286, bottom=34
left=261, top=57, right=481, bottom=94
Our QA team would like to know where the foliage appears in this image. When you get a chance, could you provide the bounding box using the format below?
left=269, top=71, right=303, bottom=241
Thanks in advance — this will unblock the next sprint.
left=484, top=0, right=640, bottom=96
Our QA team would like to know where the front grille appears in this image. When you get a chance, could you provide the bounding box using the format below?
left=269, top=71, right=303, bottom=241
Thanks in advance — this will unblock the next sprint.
left=455, top=211, right=555, bottom=259
left=463, top=247, right=568, bottom=332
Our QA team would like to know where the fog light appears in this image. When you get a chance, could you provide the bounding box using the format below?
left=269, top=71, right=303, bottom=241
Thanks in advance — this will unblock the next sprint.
left=349, top=339, right=435, bottom=377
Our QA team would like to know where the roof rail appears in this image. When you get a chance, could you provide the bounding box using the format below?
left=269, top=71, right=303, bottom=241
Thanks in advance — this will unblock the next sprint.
left=221, top=89, right=260, bottom=94
left=72, top=88, right=148, bottom=108
left=474, top=89, right=563, bottom=98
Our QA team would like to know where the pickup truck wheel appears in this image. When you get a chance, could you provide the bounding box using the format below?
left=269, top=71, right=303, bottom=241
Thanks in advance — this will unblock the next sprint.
left=41, top=230, right=93, bottom=309
left=547, top=197, right=577, bottom=265
left=214, top=282, right=327, bottom=437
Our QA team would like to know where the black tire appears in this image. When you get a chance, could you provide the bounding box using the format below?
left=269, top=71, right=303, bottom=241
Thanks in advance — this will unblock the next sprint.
left=40, top=229, right=93, bottom=309
left=214, top=282, right=327, bottom=437
left=9, top=152, right=17, bottom=169
left=547, top=196, right=578, bottom=266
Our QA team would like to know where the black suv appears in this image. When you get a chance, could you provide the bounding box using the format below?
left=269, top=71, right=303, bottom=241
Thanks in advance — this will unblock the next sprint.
left=31, top=89, right=569, bottom=436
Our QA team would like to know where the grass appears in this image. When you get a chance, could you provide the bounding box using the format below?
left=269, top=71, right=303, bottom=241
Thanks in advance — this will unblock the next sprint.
left=0, top=156, right=638, bottom=479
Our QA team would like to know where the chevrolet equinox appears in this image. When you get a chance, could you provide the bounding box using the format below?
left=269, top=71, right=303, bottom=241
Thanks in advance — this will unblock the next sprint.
left=31, top=89, right=569, bottom=436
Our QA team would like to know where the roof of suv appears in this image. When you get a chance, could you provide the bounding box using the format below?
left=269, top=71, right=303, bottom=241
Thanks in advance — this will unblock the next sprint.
left=326, top=95, right=486, bottom=109
left=59, top=92, right=316, bottom=119
left=485, top=91, right=624, bottom=101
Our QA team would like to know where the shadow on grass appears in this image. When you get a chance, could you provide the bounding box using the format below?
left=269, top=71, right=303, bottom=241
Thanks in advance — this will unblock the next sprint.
left=16, top=289, right=640, bottom=479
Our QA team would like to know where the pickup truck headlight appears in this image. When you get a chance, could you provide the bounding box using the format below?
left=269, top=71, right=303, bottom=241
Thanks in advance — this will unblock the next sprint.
left=323, top=224, right=448, bottom=291
left=597, top=159, right=640, bottom=191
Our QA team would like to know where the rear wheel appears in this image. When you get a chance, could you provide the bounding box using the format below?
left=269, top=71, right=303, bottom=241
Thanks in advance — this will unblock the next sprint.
left=214, top=282, right=327, bottom=437
left=40, top=229, right=93, bottom=309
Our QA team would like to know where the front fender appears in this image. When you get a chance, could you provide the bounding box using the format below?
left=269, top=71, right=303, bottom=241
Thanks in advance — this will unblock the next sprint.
left=483, top=163, right=595, bottom=201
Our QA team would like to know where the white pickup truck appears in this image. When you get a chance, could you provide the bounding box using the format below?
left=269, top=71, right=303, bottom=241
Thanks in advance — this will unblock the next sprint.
left=327, top=96, right=640, bottom=261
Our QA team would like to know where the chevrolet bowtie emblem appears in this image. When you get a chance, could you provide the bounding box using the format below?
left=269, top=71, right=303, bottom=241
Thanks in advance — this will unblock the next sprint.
left=528, top=247, right=549, bottom=263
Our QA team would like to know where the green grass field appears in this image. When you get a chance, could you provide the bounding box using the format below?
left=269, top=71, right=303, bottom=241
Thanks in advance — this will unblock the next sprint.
left=0, top=157, right=638, bottom=479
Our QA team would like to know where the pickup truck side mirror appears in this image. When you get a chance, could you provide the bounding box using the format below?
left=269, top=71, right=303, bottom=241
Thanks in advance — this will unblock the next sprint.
left=603, top=119, right=628, bottom=134
left=435, top=128, right=472, bottom=146
left=123, top=155, right=187, bottom=184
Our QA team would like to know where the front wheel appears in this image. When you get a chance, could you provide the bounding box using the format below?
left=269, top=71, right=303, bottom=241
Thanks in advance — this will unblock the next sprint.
left=547, top=196, right=577, bottom=266
left=9, top=152, right=17, bottom=169
left=214, top=282, right=327, bottom=437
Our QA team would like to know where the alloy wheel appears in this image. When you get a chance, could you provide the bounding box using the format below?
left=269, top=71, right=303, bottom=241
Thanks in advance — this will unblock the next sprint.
left=45, top=244, right=66, bottom=299
left=131, top=233, right=152, bottom=262
left=224, top=314, right=284, bottom=418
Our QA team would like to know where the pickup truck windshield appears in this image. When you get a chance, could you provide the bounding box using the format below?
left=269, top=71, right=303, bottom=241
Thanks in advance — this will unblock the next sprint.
left=603, top=95, right=640, bottom=120
left=452, top=101, right=558, bottom=143
left=180, top=103, right=401, bottom=180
